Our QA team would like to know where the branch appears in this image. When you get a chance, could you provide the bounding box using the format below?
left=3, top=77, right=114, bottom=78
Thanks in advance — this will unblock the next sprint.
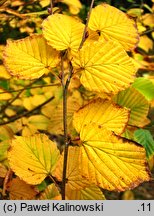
left=61, top=60, right=73, bottom=200
left=140, top=27, right=154, bottom=36
left=0, top=96, right=54, bottom=126
left=48, top=0, right=53, bottom=15
left=0, top=83, right=60, bottom=95
left=0, top=80, right=37, bottom=114
left=2, top=169, right=13, bottom=197
left=79, top=0, right=95, bottom=49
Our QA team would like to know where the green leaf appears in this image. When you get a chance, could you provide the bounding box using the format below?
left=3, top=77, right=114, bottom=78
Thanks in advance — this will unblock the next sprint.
left=132, top=78, right=154, bottom=101
left=0, top=140, right=10, bottom=162
left=37, top=180, right=47, bottom=192
left=134, top=129, right=154, bottom=159
left=113, top=87, right=149, bottom=127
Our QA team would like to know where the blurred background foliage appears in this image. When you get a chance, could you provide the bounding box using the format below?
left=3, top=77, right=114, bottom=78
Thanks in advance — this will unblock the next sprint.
left=0, top=0, right=154, bottom=200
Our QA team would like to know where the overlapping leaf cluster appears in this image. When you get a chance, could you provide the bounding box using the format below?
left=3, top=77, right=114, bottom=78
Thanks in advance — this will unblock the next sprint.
left=0, top=1, right=154, bottom=200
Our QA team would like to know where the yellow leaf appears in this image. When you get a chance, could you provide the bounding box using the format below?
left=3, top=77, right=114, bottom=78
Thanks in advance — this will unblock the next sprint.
left=39, top=184, right=61, bottom=200
left=3, top=34, right=60, bottom=79
left=5, top=108, right=16, bottom=117
left=0, top=88, right=12, bottom=100
left=22, top=124, right=38, bottom=137
left=42, top=14, right=85, bottom=51
left=0, top=125, right=14, bottom=141
left=66, top=185, right=105, bottom=200
left=0, top=140, right=10, bottom=161
left=8, top=134, right=60, bottom=185
left=73, top=98, right=129, bottom=135
left=137, top=22, right=146, bottom=34
left=0, top=163, right=7, bottom=178
left=79, top=124, right=150, bottom=191
left=46, top=93, right=82, bottom=134
left=60, top=0, right=82, bottom=14
left=8, top=177, right=37, bottom=200
left=39, top=0, right=50, bottom=7
left=12, top=98, right=23, bottom=106
left=138, top=35, right=153, bottom=52
left=127, top=8, right=143, bottom=18
left=0, top=65, right=11, bottom=79
left=73, top=40, right=136, bottom=94
left=142, top=13, right=154, bottom=27
left=113, top=87, right=149, bottom=127
left=122, top=190, right=134, bottom=200
left=23, top=97, right=35, bottom=111
left=88, top=4, right=139, bottom=51
left=28, top=115, right=50, bottom=130
left=23, top=94, right=47, bottom=111
left=68, top=74, right=81, bottom=91
left=148, top=156, right=154, bottom=170
left=53, top=146, right=90, bottom=190
left=122, top=125, right=137, bottom=140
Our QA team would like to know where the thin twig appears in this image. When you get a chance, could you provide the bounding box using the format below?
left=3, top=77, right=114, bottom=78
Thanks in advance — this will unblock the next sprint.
left=79, top=0, right=95, bottom=49
left=2, top=169, right=13, bottom=197
left=50, top=0, right=53, bottom=14
left=48, top=175, right=60, bottom=190
left=140, top=27, right=154, bottom=36
left=48, top=0, right=53, bottom=15
left=61, top=62, right=73, bottom=200
left=0, top=81, right=37, bottom=113
left=0, top=96, right=54, bottom=126
left=0, top=83, right=60, bottom=95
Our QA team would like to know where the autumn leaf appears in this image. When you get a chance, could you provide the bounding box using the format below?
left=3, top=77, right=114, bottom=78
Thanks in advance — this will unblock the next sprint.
left=66, top=185, right=105, bottom=200
left=72, top=40, right=136, bottom=94
left=0, top=88, right=12, bottom=100
left=0, top=65, right=11, bottom=79
left=28, top=115, right=50, bottom=131
left=43, top=92, right=82, bottom=135
left=8, top=177, right=37, bottom=200
left=88, top=4, right=139, bottom=51
left=78, top=124, right=150, bottom=191
left=3, top=34, right=60, bottom=79
left=0, top=125, right=14, bottom=141
left=73, top=98, right=129, bottom=135
left=138, top=35, right=153, bottom=52
left=39, top=0, right=82, bottom=14
left=8, top=134, right=60, bottom=185
left=63, top=0, right=82, bottom=14
left=142, top=13, right=154, bottom=27
left=122, top=125, right=137, bottom=140
left=0, top=140, right=10, bottom=161
left=122, top=190, right=134, bottom=200
left=42, top=14, right=85, bottom=51
left=0, top=163, right=7, bottom=178
left=113, top=87, right=149, bottom=127
left=39, top=184, right=61, bottom=200
left=53, top=146, right=90, bottom=190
